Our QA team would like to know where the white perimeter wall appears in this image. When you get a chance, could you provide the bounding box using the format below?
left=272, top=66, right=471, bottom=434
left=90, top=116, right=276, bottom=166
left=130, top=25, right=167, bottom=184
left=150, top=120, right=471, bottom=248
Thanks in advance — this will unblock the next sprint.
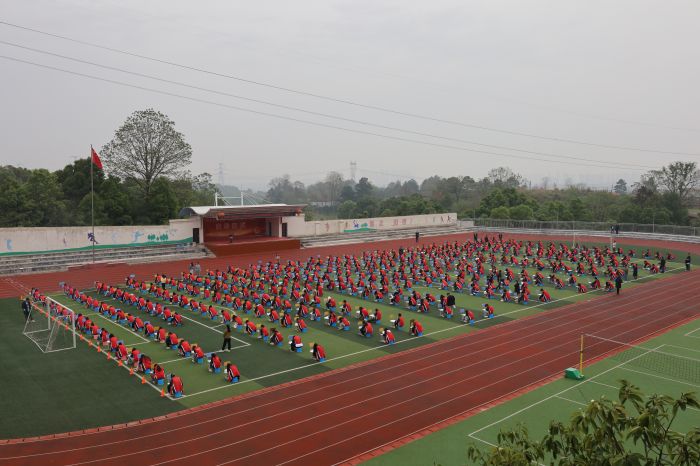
left=282, top=213, right=458, bottom=237
left=0, top=217, right=201, bottom=255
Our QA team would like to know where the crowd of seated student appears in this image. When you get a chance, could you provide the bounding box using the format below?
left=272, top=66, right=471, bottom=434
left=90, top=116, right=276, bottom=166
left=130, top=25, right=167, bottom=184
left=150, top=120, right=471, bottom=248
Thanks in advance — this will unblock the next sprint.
left=38, top=236, right=670, bottom=397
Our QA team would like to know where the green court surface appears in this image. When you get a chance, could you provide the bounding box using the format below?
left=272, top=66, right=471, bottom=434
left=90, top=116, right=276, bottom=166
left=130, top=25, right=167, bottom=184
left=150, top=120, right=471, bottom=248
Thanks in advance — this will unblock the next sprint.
left=362, top=320, right=700, bottom=466
left=0, top=241, right=687, bottom=439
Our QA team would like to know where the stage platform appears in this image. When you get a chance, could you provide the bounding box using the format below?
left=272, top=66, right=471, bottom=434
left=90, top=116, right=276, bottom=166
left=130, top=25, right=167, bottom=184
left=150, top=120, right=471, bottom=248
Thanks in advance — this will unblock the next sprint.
left=204, top=237, right=301, bottom=257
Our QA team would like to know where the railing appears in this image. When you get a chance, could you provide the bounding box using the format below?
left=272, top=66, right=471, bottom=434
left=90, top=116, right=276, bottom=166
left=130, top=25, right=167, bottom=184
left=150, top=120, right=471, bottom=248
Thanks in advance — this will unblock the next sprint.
left=460, top=218, right=699, bottom=237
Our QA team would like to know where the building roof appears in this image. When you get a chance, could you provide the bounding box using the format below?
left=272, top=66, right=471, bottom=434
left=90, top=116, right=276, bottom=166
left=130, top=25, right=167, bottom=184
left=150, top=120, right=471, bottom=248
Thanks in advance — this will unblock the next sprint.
left=179, top=204, right=305, bottom=220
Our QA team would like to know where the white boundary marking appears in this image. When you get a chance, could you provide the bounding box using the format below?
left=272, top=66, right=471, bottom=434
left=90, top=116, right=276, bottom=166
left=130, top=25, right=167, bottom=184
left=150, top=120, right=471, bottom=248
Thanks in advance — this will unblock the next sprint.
left=684, top=327, right=700, bottom=339
left=617, top=366, right=700, bottom=389
left=468, top=342, right=700, bottom=448
left=467, top=344, right=662, bottom=440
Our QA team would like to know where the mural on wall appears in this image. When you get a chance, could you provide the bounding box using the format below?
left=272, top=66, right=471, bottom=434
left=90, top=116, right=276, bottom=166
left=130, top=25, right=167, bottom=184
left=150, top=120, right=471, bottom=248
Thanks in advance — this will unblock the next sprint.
left=147, top=233, right=170, bottom=242
left=343, top=220, right=375, bottom=233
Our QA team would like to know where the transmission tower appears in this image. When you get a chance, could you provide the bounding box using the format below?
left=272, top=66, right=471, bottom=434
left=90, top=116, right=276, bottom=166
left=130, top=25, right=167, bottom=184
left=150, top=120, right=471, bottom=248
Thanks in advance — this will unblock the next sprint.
left=217, top=162, right=225, bottom=188
left=350, top=161, right=357, bottom=182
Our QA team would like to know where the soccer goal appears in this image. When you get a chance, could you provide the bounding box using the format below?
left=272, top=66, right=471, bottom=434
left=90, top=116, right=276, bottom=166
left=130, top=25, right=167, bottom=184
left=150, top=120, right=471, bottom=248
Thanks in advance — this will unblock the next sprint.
left=23, top=297, right=77, bottom=353
left=579, top=334, right=699, bottom=386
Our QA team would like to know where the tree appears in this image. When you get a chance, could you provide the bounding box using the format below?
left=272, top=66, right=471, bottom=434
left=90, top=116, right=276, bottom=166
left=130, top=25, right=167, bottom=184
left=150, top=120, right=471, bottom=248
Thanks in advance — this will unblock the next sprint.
left=488, top=167, right=526, bottom=188
left=20, top=170, right=68, bottom=226
left=614, top=178, right=628, bottom=195
left=101, top=109, right=192, bottom=198
left=337, top=200, right=357, bottom=219
left=509, top=204, right=534, bottom=220
left=401, top=179, right=420, bottom=196
left=323, top=171, right=345, bottom=206
left=633, top=175, right=660, bottom=207
left=147, top=177, right=178, bottom=224
left=490, top=206, right=510, bottom=219
left=467, top=381, right=699, bottom=466
left=355, top=177, right=374, bottom=200
left=652, top=162, right=699, bottom=205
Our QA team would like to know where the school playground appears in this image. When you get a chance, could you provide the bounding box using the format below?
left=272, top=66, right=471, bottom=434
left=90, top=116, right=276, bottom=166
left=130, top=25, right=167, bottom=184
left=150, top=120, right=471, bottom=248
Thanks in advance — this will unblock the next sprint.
left=0, top=231, right=698, bottom=466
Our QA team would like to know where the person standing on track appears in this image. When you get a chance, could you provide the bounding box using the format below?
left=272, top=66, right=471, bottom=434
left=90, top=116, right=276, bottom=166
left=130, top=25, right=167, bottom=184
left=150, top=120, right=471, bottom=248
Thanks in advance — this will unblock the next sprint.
left=685, top=254, right=691, bottom=271
left=615, top=274, right=623, bottom=295
left=222, top=324, right=232, bottom=352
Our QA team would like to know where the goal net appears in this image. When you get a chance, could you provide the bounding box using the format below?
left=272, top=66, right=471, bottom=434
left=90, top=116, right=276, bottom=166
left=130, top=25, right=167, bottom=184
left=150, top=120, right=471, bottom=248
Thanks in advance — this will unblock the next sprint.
left=582, top=334, right=699, bottom=386
left=23, top=296, right=76, bottom=353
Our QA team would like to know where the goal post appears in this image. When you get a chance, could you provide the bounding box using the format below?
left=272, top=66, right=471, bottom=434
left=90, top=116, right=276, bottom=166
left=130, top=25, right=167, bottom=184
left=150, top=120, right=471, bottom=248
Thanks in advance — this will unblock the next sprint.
left=23, top=297, right=77, bottom=353
left=579, top=334, right=699, bottom=386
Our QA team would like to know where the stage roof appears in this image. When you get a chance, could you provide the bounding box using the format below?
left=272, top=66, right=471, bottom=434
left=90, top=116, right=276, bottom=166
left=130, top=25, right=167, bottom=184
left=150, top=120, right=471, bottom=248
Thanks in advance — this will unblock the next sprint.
left=179, top=204, right=305, bottom=220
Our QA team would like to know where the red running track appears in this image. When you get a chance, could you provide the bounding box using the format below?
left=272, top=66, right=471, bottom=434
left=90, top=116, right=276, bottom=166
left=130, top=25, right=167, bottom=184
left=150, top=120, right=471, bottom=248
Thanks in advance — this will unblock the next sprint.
left=0, top=267, right=697, bottom=465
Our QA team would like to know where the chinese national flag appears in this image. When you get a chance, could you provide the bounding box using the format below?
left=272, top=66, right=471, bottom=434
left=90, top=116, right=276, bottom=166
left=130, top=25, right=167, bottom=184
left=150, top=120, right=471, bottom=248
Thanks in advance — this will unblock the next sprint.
left=91, top=148, right=103, bottom=170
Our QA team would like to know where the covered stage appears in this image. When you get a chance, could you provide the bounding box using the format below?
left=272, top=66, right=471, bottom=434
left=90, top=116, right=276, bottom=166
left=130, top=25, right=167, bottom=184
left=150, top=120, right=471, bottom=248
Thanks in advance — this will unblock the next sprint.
left=179, top=204, right=305, bottom=257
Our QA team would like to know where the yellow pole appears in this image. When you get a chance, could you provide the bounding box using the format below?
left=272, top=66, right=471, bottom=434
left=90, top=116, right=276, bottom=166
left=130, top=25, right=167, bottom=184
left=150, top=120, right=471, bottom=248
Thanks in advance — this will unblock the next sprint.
left=579, top=334, right=584, bottom=375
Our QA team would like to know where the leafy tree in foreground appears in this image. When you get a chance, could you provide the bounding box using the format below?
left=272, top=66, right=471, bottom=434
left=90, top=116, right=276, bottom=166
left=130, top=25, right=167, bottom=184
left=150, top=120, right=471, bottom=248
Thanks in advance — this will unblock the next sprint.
left=467, top=380, right=699, bottom=466
left=101, top=109, right=192, bottom=198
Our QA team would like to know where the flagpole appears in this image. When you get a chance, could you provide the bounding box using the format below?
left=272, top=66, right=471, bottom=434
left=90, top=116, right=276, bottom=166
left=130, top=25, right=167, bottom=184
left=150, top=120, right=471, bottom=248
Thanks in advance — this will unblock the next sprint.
left=90, top=145, right=95, bottom=263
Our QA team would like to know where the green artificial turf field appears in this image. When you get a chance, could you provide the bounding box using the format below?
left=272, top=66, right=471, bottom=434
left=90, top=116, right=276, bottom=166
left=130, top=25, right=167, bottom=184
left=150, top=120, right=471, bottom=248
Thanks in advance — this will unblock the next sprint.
left=362, top=319, right=700, bottom=466
left=0, top=240, right=688, bottom=439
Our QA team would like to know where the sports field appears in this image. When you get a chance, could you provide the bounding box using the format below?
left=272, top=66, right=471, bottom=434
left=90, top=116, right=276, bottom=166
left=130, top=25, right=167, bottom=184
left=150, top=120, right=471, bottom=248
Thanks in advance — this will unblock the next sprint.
left=0, top=238, right=688, bottom=440
left=363, top=319, right=700, bottom=465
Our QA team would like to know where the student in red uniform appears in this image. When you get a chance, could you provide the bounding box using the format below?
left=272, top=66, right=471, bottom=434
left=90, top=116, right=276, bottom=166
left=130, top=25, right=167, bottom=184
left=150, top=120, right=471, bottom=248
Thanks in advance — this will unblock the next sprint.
left=127, top=347, right=141, bottom=366
left=482, top=303, right=494, bottom=318
left=312, top=342, right=326, bottom=362
left=117, top=341, right=128, bottom=360
left=295, top=317, right=307, bottom=333
left=281, top=311, right=293, bottom=328
left=461, top=309, right=476, bottom=324
left=208, top=353, right=222, bottom=372
left=178, top=339, right=192, bottom=357
left=289, top=334, right=303, bottom=352
left=151, top=363, right=165, bottom=383
left=410, top=319, right=423, bottom=336
left=225, top=362, right=240, bottom=383
left=359, top=320, right=373, bottom=337
left=381, top=327, right=396, bottom=344
left=168, top=373, right=184, bottom=396
left=270, top=328, right=283, bottom=346
left=144, top=321, right=155, bottom=338
left=190, top=344, right=204, bottom=363
left=138, top=354, right=152, bottom=373
left=165, top=331, right=179, bottom=348
left=338, top=315, right=351, bottom=330
left=258, top=324, right=270, bottom=341
left=538, top=288, right=551, bottom=302
left=392, top=313, right=405, bottom=330
left=109, top=334, right=119, bottom=352
left=244, top=319, right=257, bottom=336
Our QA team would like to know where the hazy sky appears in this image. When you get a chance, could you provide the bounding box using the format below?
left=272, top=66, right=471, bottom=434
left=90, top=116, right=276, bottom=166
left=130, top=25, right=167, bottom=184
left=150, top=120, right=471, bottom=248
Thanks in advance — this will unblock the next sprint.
left=1, top=0, right=698, bottom=190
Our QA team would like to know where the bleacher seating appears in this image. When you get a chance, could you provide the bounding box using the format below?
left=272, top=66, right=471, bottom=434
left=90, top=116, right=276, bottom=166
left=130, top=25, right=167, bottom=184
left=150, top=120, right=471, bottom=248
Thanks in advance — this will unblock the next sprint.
left=0, top=243, right=208, bottom=275
left=300, top=224, right=468, bottom=248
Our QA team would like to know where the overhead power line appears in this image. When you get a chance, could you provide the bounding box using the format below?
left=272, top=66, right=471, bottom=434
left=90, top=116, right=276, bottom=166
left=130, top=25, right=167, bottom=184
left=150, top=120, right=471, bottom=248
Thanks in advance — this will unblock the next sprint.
left=0, top=54, right=658, bottom=172
left=0, top=39, right=666, bottom=170
left=0, top=19, right=697, bottom=157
